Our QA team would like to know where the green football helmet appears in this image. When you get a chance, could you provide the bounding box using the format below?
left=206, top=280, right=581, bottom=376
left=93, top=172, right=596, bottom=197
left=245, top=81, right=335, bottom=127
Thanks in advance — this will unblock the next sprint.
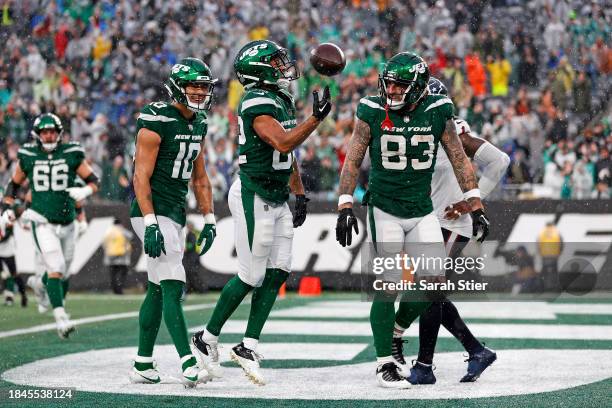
left=164, top=57, right=218, bottom=113
left=233, top=40, right=299, bottom=89
left=379, top=52, right=430, bottom=110
left=31, top=113, right=64, bottom=152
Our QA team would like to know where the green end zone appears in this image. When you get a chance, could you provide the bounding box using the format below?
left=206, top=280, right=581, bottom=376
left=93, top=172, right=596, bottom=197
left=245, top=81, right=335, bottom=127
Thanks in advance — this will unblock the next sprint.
left=1, top=293, right=612, bottom=407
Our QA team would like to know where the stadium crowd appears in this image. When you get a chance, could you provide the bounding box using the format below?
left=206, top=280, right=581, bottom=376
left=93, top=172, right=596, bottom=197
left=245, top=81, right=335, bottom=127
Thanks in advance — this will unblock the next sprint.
left=0, top=0, right=610, bottom=202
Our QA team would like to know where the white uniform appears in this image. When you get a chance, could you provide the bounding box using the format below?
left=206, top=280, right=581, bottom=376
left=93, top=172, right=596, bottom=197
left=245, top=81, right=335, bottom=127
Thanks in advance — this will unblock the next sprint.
left=367, top=206, right=446, bottom=281
left=430, top=146, right=473, bottom=238
left=431, top=119, right=510, bottom=240
left=0, top=234, right=15, bottom=258
left=229, top=178, right=293, bottom=287
left=131, top=216, right=186, bottom=285
left=25, top=209, right=78, bottom=276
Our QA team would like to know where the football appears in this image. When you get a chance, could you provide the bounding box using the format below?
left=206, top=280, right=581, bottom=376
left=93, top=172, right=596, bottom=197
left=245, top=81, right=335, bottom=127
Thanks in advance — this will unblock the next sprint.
left=310, top=43, right=346, bottom=76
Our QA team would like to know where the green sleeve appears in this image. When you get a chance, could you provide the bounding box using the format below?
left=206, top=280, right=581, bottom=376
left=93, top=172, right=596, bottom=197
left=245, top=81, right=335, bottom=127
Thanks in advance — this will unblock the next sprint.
left=239, top=93, right=279, bottom=119
left=17, top=149, right=34, bottom=175
left=356, top=97, right=383, bottom=123
left=136, top=104, right=166, bottom=136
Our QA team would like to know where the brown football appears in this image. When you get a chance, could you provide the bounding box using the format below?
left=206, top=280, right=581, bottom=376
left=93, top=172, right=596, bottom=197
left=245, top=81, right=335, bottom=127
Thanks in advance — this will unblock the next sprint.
left=310, top=43, right=346, bottom=76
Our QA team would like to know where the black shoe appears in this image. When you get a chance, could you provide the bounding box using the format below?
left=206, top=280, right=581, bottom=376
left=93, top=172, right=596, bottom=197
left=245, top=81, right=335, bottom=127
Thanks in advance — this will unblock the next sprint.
left=408, top=360, right=436, bottom=385
left=21, top=294, right=28, bottom=308
left=460, top=346, right=497, bottom=382
left=391, top=338, right=410, bottom=377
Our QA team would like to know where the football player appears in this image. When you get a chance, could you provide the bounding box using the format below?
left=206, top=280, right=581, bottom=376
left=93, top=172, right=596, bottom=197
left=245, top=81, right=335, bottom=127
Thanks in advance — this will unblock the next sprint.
left=0, top=113, right=99, bottom=337
left=0, top=198, right=27, bottom=307
left=26, top=194, right=88, bottom=314
left=391, top=77, right=508, bottom=384
left=335, top=53, right=489, bottom=388
left=191, top=40, right=331, bottom=385
left=129, top=57, right=217, bottom=387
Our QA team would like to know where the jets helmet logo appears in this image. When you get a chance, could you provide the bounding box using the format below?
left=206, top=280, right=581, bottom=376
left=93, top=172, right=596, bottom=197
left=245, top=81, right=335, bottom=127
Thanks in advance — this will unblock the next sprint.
left=408, top=62, right=427, bottom=74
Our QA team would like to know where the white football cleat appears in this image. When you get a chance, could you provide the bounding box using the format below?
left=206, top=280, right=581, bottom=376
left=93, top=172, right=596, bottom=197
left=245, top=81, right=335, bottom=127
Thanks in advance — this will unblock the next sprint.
left=3, top=290, right=14, bottom=306
left=53, top=308, right=75, bottom=339
left=376, top=362, right=412, bottom=389
left=230, top=342, right=265, bottom=385
left=191, top=331, right=222, bottom=378
left=129, top=361, right=161, bottom=384
left=181, top=363, right=209, bottom=388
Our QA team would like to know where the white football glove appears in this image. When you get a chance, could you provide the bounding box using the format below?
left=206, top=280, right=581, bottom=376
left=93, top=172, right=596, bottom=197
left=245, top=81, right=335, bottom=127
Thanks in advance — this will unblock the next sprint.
left=66, top=186, right=94, bottom=202
left=454, top=118, right=471, bottom=135
left=77, top=219, right=88, bottom=236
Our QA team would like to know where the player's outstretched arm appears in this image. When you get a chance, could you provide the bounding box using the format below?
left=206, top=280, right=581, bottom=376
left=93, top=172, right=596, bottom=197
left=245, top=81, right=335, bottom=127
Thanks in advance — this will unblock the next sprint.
left=337, top=117, right=371, bottom=210
left=252, top=87, right=332, bottom=154
left=456, top=123, right=510, bottom=199
left=191, top=143, right=216, bottom=255
left=289, top=158, right=308, bottom=228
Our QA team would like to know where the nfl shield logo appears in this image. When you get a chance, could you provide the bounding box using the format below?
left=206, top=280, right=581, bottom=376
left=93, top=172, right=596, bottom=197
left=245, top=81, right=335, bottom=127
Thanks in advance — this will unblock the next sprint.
left=403, top=116, right=410, bottom=123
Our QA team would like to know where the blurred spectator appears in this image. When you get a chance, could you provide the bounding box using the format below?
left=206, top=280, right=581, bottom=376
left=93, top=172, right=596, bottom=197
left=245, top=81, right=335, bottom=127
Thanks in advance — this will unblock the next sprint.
left=573, top=70, right=592, bottom=117
left=511, top=246, right=542, bottom=295
left=506, top=149, right=531, bottom=184
left=486, top=54, right=512, bottom=97
left=537, top=222, right=562, bottom=290
left=595, top=147, right=611, bottom=199
left=465, top=52, right=487, bottom=97
left=103, top=219, right=133, bottom=295
left=100, top=155, right=129, bottom=202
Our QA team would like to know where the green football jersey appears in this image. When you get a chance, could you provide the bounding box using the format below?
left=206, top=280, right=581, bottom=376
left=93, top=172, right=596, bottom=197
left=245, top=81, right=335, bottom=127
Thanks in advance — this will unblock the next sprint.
left=130, top=102, right=208, bottom=226
left=18, top=142, right=85, bottom=225
left=237, top=87, right=297, bottom=204
left=357, top=94, right=454, bottom=218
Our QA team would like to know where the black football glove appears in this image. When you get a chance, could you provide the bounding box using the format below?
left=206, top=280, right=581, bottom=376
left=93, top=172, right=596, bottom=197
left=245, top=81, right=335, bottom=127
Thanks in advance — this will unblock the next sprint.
left=312, top=86, right=332, bottom=120
left=293, top=194, right=309, bottom=228
left=336, top=207, right=359, bottom=247
left=471, top=208, right=490, bottom=243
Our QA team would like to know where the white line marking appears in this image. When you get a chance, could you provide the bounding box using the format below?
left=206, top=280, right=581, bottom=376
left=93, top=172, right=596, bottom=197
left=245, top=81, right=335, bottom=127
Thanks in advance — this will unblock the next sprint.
left=5, top=348, right=612, bottom=400
left=0, top=303, right=214, bottom=340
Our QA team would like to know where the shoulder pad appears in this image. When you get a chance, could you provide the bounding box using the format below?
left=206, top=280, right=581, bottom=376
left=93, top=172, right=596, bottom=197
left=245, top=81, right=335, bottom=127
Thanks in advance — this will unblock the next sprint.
left=423, top=94, right=453, bottom=112
left=240, top=89, right=281, bottom=114
left=138, top=102, right=178, bottom=123
left=358, top=95, right=385, bottom=111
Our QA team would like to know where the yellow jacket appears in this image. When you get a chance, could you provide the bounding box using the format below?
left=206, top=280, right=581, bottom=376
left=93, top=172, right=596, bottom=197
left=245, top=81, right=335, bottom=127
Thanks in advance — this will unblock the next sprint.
left=538, top=226, right=562, bottom=257
left=486, top=59, right=512, bottom=96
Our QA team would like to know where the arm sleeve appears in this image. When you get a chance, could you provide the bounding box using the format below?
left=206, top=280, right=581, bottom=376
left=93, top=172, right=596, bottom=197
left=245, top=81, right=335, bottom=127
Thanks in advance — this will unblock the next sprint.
left=474, top=141, right=511, bottom=199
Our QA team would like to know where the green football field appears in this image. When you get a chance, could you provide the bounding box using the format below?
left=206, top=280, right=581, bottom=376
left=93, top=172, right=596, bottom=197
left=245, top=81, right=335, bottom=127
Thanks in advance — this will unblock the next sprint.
left=1, top=292, right=612, bottom=407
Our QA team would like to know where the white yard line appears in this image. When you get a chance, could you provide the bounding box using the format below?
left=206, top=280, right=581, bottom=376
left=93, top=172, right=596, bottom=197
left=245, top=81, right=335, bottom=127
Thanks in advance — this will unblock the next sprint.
left=0, top=303, right=214, bottom=340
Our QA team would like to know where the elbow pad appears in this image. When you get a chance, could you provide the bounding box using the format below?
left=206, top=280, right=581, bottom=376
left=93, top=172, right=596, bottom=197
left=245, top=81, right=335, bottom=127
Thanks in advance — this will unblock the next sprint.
left=83, top=172, right=100, bottom=186
left=474, top=142, right=510, bottom=199
left=4, top=180, right=20, bottom=199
